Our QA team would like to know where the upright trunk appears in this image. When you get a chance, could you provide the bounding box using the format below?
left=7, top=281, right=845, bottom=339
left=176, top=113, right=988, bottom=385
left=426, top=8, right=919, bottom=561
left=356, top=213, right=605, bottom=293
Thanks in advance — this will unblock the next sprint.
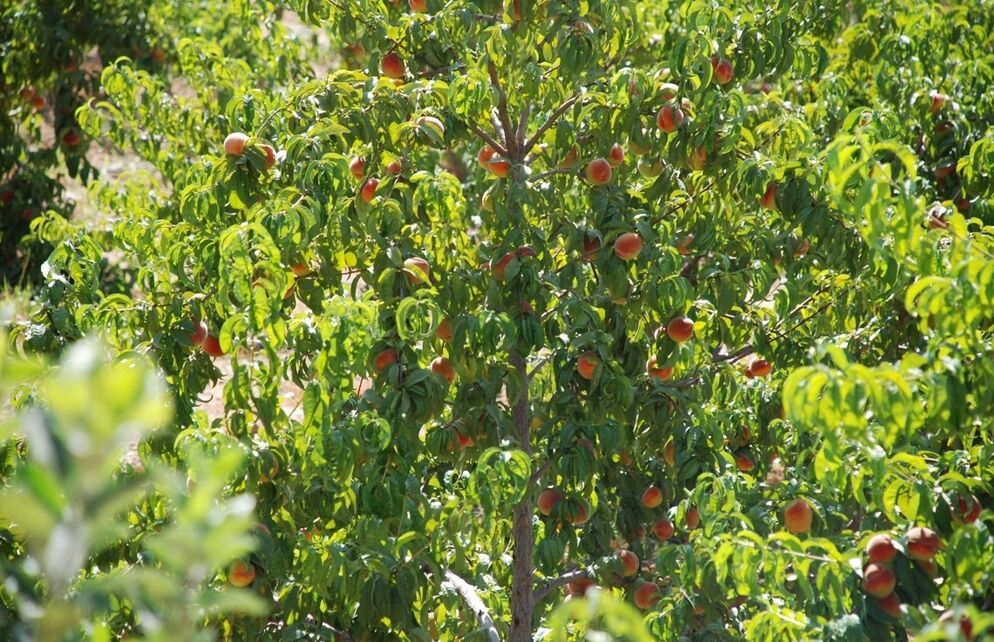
left=508, top=351, right=533, bottom=642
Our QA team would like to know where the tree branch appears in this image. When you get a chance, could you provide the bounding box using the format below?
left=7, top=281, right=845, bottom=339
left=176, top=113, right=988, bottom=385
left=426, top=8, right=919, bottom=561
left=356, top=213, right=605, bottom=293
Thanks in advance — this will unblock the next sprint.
left=528, top=460, right=551, bottom=485
left=515, top=103, right=531, bottom=150
left=488, top=60, right=516, bottom=156
left=465, top=121, right=508, bottom=157
left=526, top=354, right=551, bottom=380
left=522, top=92, right=580, bottom=156
left=658, top=374, right=704, bottom=388
left=528, top=167, right=576, bottom=183
left=533, top=568, right=590, bottom=603
left=712, top=345, right=755, bottom=364
left=443, top=570, right=502, bottom=642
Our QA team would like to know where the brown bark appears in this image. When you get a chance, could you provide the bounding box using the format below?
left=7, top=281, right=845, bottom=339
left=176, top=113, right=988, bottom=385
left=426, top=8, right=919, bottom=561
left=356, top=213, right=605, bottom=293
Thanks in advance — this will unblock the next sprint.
left=508, top=351, right=533, bottom=642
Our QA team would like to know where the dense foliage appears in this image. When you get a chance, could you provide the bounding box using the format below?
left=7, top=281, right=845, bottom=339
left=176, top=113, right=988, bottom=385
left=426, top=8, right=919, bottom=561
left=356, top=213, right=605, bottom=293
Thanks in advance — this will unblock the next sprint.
left=2, top=0, right=993, bottom=641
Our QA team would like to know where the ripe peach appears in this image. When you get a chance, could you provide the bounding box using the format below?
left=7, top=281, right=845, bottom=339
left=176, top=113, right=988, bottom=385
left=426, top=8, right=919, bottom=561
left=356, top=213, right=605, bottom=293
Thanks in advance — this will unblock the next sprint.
left=652, top=518, right=674, bottom=541
left=794, top=238, right=810, bottom=257
left=224, top=132, right=249, bottom=156
left=559, top=146, right=579, bottom=168
left=387, top=160, right=403, bottom=175
left=262, top=144, right=277, bottom=170
left=935, top=163, right=956, bottom=179
left=711, top=56, right=734, bottom=84
left=642, top=485, right=663, bottom=508
left=662, top=440, right=676, bottom=466
left=906, top=526, right=942, bottom=561
left=784, top=498, right=812, bottom=534
left=478, top=145, right=496, bottom=166
left=608, top=143, right=625, bottom=167
left=566, top=501, right=588, bottom=525
left=30, top=95, right=45, bottom=110
left=577, top=351, right=600, bottom=380
left=862, top=563, right=896, bottom=598
left=62, top=130, right=81, bottom=147
left=656, top=104, right=684, bottom=133
left=373, top=348, right=398, bottom=373
left=617, top=550, right=639, bottom=577
left=360, top=178, right=379, bottom=203
left=584, top=158, right=612, bottom=185
left=292, top=262, right=311, bottom=277
left=381, top=52, right=406, bottom=79
left=666, top=317, right=694, bottom=343
left=349, top=156, right=366, bottom=179
left=18, top=87, right=35, bottom=101
left=203, top=336, right=225, bottom=358
left=403, top=257, right=430, bottom=285
left=409, top=0, right=427, bottom=12
left=760, top=183, right=778, bottom=211
left=917, top=559, right=939, bottom=578
left=436, top=318, right=453, bottom=342
left=929, top=91, right=947, bottom=114
left=567, top=576, right=595, bottom=596
left=0, top=189, right=13, bottom=205
left=455, top=428, right=475, bottom=449
left=633, top=581, right=660, bottom=609
left=733, top=449, right=755, bottom=473
left=190, top=321, right=208, bottom=347
left=875, top=592, right=902, bottom=619
left=491, top=251, right=516, bottom=281
left=537, top=488, right=563, bottom=516
left=747, top=359, right=772, bottom=378
left=430, top=357, right=456, bottom=384
left=582, top=235, right=601, bottom=262
left=517, top=245, right=537, bottom=259
left=614, top=232, right=642, bottom=261
left=866, top=534, right=898, bottom=564
left=676, top=234, right=694, bottom=255
left=954, top=494, right=981, bottom=524
left=228, top=560, right=256, bottom=587
left=478, top=145, right=509, bottom=176
left=646, top=355, right=673, bottom=381
left=489, top=158, right=511, bottom=177
left=685, top=506, right=700, bottom=530
left=573, top=19, right=594, bottom=34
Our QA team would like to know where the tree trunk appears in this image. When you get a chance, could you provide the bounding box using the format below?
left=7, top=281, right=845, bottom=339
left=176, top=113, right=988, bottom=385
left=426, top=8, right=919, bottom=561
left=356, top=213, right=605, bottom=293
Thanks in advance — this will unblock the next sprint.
left=508, top=351, right=533, bottom=642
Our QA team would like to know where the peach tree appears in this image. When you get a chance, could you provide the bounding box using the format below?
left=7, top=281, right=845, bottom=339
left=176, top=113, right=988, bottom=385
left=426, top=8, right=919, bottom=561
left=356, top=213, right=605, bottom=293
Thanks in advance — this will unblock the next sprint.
left=5, top=0, right=994, bottom=640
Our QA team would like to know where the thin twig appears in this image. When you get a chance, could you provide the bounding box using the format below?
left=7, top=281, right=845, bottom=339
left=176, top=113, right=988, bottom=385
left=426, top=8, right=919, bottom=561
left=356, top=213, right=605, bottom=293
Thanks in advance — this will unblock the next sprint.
left=528, top=167, right=576, bottom=183
left=712, top=345, right=755, bottom=364
left=526, top=355, right=551, bottom=380
left=522, top=92, right=581, bottom=156
left=465, top=121, right=508, bottom=157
